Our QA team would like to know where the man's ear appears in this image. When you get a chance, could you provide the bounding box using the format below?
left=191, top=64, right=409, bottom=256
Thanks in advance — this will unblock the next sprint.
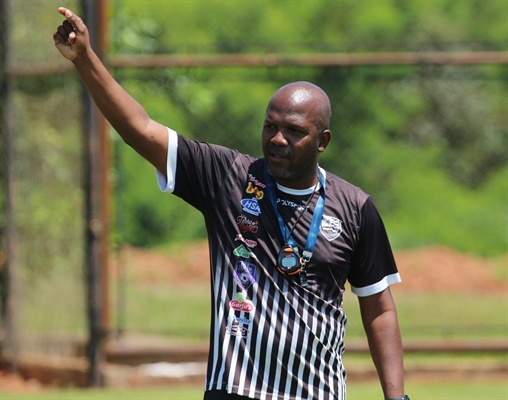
left=318, top=130, right=331, bottom=152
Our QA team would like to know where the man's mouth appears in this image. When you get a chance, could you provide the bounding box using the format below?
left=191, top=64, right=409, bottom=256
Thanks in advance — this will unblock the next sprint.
left=267, top=147, right=290, bottom=160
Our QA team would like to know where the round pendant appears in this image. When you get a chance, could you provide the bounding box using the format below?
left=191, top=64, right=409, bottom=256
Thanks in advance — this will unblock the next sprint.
left=277, top=245, right=301, bottom=275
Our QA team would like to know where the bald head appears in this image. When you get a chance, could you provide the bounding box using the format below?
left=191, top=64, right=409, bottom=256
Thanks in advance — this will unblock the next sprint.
left=269, top=81, right=332, bottom=131
left=262, top=81, right=332, bottom=188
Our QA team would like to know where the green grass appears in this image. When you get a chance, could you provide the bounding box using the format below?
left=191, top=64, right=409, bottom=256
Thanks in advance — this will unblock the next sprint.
left=15, top=265, right=507, bottom=344
left=1, top=380, right=507, bottom=400
left=349, top=380, right=508, bottom=399
left=0, top=385, right=203, bottom=400
left=119, top=282, right=210, bottom=341
left=18, top=278, right=505, bottom=343
left=342, top=290, right=508, bottom=341
left=108, top=277, right=508, bottom=343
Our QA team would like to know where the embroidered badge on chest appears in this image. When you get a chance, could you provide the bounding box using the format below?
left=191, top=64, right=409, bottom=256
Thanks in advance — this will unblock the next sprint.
left=320, top=215, right=343, bottom=241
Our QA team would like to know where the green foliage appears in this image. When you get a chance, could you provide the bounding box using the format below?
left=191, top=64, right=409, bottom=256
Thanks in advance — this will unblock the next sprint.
left=10, top=77, right=85, bottom=277
left=113, top=136, right=205, bottom=247
left=10, top=0, right=80, bottom=65
left=383, top=147, right=508, bottom=255
left=107, top=0, right=508, bottom=255
left=110, top=0, right=508, bottom=53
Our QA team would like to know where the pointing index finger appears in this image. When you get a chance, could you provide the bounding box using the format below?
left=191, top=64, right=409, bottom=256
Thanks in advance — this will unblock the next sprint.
left=57, top=7, right=84, bottom=33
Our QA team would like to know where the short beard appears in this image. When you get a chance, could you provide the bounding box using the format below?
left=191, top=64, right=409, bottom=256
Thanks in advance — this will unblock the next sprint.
left=266, top=143, right=320, bottom=184
left=266, top=164, right=297, bottom=181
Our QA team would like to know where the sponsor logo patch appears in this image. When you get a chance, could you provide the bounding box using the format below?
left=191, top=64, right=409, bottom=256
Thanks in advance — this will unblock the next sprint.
left=226, top=324, right=250, bottom=338
left=234, top=260, right=257, bottom=290
left=235, top=234, right=258, bottom=248
left=246, top=182, right=264, bottom=200
left=241, top=197, right=261, bottom=216
left=230, top=298, right=254, bottom=313
left=233, top=245, right=256, bottom=259
left=248, top=174, right=266, bottom=189
left=236, top=215, right=259, bottom=233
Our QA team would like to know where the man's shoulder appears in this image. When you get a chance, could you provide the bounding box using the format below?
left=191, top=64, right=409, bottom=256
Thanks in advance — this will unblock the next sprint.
left=177, top=134, right=260, bottom=168
left=227, top=152, right=263, bottom=169
left=324, top=170, right=370, bottom=200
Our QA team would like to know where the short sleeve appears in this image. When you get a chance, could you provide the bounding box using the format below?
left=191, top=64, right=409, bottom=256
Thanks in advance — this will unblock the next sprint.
left=348, top=197, right=401, bottom=297
left=156, top=127, right=179, bottom=193
left=172, top=135, right=239, bottom=211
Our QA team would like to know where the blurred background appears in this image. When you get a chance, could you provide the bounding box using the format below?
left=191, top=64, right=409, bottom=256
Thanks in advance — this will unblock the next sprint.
left=1, top=0, right=507, bottom=395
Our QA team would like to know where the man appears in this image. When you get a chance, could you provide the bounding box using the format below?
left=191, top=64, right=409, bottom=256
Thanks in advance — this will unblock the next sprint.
left=54, top=7, right=408, bottom=400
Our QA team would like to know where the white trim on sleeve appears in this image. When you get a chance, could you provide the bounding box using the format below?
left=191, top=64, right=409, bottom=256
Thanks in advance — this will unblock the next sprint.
left=156, top=127, right=178, bottom=193
left=350, top=272, right=402, bottom=297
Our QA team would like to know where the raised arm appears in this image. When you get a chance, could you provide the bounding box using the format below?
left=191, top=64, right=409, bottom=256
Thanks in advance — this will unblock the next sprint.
left=358, top=288, right=405, bottom=399
left=53, top=7, right=168, bottom=175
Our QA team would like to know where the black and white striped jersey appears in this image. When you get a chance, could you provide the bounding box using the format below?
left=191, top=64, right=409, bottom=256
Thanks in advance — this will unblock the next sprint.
left=157, top=129, right=401, bottom=399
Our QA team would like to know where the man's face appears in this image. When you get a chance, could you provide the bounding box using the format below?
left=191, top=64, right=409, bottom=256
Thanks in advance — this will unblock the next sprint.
left=262, top=91, right=325, bottom=189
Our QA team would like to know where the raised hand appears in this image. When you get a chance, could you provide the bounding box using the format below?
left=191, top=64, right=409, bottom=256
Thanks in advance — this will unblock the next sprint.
left=53, top=7, right=90, bottom=61
left=51, top=6, right=169, bottom=174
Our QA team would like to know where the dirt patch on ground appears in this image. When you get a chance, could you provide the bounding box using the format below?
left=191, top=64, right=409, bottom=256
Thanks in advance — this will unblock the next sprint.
left=0, top=370, right=43, bottom=393
left=394, top=246, right=507, bottom=294
left=112, top=242, right=211, bottom=286
left=115, top=242, right=507, bottom=294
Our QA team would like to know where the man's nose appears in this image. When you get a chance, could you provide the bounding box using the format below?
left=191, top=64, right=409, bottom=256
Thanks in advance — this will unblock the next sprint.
left=270, top=130, right=288, bottom=146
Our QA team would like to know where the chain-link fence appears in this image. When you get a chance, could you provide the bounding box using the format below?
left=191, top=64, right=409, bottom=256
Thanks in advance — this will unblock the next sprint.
left=1, top=0, right=507, bottom=385
left=1, top=0, right=87, bottom=368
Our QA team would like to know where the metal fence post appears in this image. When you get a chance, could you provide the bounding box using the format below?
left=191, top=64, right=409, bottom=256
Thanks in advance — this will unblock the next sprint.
left=0, top=0, right=20, bottom=373
left=81, top=0, right=110, bottom=387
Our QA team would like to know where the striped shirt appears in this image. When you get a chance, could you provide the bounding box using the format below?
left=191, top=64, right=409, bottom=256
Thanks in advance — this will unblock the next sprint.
left=157, top=129, right=401, bottom=399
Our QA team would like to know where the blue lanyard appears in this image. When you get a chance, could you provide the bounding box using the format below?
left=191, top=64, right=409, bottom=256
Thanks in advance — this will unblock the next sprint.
left=263, top=163, right=326, bottom=266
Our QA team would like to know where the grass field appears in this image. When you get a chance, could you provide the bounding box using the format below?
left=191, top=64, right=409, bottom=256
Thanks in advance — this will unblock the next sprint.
left=17, top=278, right=507, bottom=342
left=1, top=379, right=507, bottom=400
left=117, top=282, right=507, bottom=342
